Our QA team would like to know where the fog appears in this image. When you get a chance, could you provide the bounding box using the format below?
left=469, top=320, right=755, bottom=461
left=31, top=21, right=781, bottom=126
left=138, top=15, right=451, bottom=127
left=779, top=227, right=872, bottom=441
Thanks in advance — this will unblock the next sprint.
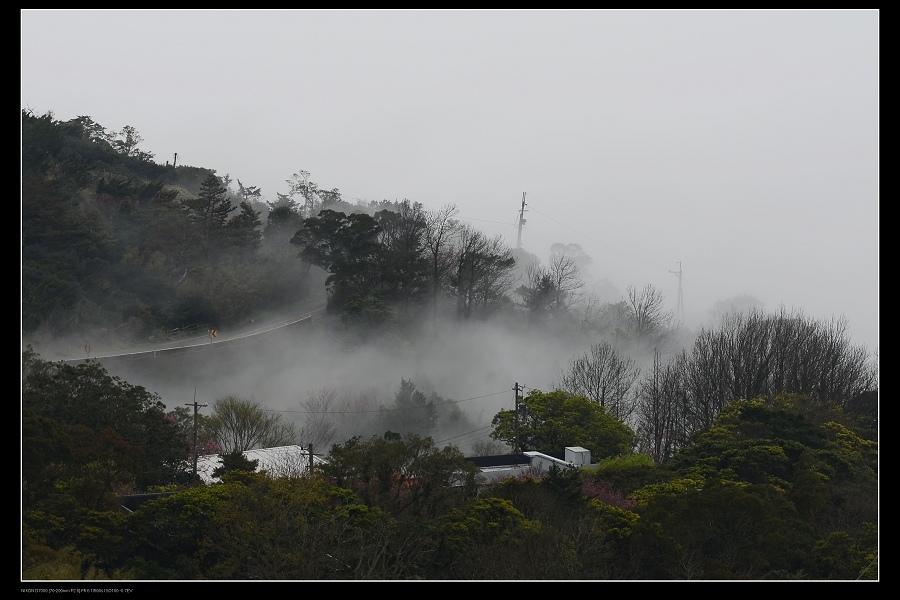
left=22, top=11, right=878, bottom=448
left=21, top=10, right=878, bottom=355
left=88, top=294, right=621, bottom=455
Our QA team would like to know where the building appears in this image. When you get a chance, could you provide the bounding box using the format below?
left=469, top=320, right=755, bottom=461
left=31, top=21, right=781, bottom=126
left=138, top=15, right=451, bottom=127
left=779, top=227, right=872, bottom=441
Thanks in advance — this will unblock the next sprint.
left=465, top=446, right=592, bottom=484
left=194, top=444, right=328, bottom=484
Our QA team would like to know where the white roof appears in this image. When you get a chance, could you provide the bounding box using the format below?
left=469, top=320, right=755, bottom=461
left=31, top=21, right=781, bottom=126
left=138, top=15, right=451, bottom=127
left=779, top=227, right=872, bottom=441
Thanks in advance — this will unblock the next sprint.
left=195, top=445, right=327, bottom=484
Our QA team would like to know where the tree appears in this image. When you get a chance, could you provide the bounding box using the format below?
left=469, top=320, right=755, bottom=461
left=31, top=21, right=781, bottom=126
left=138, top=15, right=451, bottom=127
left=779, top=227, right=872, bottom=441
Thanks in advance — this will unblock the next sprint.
left=204, top=395, right=296, bottom=453
left=182, top=173, right=236, bottom=265
left=549, top=242, right=593, bottom=272
left=545, top=252, right=585, bottom=315
left=434, top=496, right=546, bottom=579
left=72, top=115, right=113, bottom=145
left=211, top=450, right=260, bottom=479
left=226, top=200, right=263, bottom=250
left=517, top=262, right=556, bottom=323
left=625, top=284, right=676, bottom=349
left=471, top=439, right=508, bottom=457
left=631, top=393, right=877, bottom=579
left=112, top=125, right=141, bottom=156
left=22, top=408, right=73, bottom=507
left=297, top=388, right=338, bottom=452
left=236, top=179, right=263, bottom=207
left=378, top=379, right=438, bottom=436
left=22, top=348, right=190, bottom=488
left=517, top=253, right=584, bottom=327
left=286, top=169, right=317, bottom=218
left=374, top=201, right=430, bottom=313
left=631, top=307, right=878, bottom=465
left=452, top=225, right=517, bottom=319
left=634, top=349, right=689, bottom=464
left=263, top=194, right=304, bottom=253
left=557, top=341, right=641, bottom=422
left=630, top=478, right=813, bottom=579
left=321, top=433, right=480, bottom=518
left=291, top=209, right=384, bottom=312
left=423, top=204, right=460, bottom=326
left=490, top=389, right=636, bottom=460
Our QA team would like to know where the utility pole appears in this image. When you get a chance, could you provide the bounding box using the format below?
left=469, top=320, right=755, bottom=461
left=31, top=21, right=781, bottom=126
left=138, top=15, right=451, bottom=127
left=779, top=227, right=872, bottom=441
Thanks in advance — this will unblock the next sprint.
left=308, top=444, right=314, bottom=476
left=516, top=193, right=527, bottom=250
left=512, top=382, right=521, bottom=453
left=185, top=388, right=208, bottom=481
left=669, top=262, right=684, bottom=323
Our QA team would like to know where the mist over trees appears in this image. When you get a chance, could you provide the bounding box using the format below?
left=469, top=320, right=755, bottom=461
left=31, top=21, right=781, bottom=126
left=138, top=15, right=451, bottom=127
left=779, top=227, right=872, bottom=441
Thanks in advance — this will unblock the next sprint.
left=22, top=108, right=877, bottom=460
left=622, top=308, right=875, bottom=464
left=557, top=341, right=641, bottom=422
left=21, top=109, right=877, bottom=580
left=23, top=350, right=877, bottom=579
left=21, top=109, right=319, bottom=346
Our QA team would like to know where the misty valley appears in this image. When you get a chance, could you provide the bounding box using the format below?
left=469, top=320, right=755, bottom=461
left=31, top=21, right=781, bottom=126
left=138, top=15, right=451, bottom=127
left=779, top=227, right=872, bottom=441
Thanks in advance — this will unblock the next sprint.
left=22, top=110, right=878, bottom=581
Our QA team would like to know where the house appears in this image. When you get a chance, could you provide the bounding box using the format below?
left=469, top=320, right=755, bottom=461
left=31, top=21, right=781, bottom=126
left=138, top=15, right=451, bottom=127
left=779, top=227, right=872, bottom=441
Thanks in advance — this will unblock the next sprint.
left=194, top=444, right=328, bottom=484
left=465, top=446, right=593, bottom=484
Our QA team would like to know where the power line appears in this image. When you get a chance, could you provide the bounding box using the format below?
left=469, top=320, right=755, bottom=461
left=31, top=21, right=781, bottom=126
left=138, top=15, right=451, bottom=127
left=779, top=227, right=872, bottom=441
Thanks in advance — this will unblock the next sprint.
left=434, top=424, right=494, bottom=445
left=527, top=203, right=665, bottom=272
left=457, top=215, right=518, bottom=226
left=525, top=192, right=729, bottom=302
left=263, top=389, right=510, bottom=415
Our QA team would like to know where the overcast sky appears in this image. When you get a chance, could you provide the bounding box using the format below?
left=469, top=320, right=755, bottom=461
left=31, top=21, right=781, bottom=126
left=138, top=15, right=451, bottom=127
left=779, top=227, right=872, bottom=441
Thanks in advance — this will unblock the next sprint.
left=21, top=9, right=879, bottom=353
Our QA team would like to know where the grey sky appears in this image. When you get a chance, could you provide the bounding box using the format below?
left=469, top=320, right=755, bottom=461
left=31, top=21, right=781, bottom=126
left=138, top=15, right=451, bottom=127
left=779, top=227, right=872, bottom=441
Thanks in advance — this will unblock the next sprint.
left=21, top=9, right=879, bottom=353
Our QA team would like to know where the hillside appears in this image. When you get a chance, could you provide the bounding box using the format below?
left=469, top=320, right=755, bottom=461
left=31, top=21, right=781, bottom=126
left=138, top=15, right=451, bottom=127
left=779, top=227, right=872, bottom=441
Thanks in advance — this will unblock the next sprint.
left=22, top=109, right=324, bottom=355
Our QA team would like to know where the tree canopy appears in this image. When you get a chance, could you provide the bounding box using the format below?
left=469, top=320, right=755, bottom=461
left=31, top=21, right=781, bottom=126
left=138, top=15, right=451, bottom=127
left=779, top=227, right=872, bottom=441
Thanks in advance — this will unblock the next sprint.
left=22, top=347, right=190, bottom=490
left=203, top=395, right=296, bottom=453
left=491, top=389, right=637, bottom=459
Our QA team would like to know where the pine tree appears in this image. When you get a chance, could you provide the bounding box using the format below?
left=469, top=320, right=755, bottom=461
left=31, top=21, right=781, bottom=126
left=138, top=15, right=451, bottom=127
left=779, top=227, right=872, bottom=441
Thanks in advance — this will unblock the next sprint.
left=182, top=173, right=235, bottom=264
left=227, top=200, right=263, bottom=250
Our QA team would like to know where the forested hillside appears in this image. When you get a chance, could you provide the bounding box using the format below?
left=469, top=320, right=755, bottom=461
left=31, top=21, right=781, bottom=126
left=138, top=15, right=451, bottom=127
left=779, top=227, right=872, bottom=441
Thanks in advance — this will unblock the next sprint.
left=22, top=109, right=322, bottom=351
left=21, top=109, right=877, bottom=580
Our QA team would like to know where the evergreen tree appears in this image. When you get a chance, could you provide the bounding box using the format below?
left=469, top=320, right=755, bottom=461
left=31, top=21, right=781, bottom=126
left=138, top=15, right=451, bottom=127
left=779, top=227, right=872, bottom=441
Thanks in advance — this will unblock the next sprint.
left=227, top=200, right=263, bottom=250
left=182, top=173, right=235, bottom=265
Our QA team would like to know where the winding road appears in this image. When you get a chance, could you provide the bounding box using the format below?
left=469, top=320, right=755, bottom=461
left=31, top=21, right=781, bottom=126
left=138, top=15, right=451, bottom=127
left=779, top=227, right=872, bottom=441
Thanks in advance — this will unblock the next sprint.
left=53, top=297, right=328, bottom=366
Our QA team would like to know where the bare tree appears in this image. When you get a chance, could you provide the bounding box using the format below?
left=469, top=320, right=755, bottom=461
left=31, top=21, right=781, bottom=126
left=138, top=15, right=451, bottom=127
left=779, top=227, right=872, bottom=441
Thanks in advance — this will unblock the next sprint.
left=424, top=204, right=460, bottom=326
left=518, top=262, right=556, bottom=323
left=557, top=341, right=641, bottom=422
left=471, top=439, right=508, bottom=456
left=329, top=386, right=383, bottom=444
left=626, top=284, right=676, bottom=349
left=452, top=225, right=516, bottom=319
left=549, top=242, right=593, bottom=272
left=686, top=307, right=876, bottom=418
left=633, top=307, right=878, bottom=464
left=297, top=388, right=338, bottom=452
left=205, top=395, right=296, bottom=453
left=518, top=253, right=584, bottom=325
left=572, top=291, right=605, bottom=335
left=546, top=252, right=585, bottom=315
left=635, top=350, right=689, bottom=464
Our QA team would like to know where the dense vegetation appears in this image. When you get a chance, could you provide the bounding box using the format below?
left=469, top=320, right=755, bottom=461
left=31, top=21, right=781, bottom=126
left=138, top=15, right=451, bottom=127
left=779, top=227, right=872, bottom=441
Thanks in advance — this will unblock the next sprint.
left=22, top=349, right=877, bottom=580
left=21, top=109, right=877, bottom=580
left=22, top=109, right=318, bottom=348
